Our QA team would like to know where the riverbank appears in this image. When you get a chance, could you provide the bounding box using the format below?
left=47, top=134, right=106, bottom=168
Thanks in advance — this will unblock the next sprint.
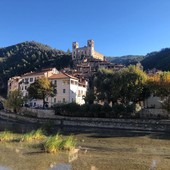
left=1, top=110, right=170, bottom=132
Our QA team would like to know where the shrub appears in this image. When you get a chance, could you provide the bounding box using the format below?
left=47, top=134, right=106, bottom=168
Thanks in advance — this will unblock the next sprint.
left=112, top=104, right=126, bottom=117
left=90, top=104, right=102, bottom=117
left=101, top=103, right=112, bottom=112
left=63, top=103, right=80, bottom=113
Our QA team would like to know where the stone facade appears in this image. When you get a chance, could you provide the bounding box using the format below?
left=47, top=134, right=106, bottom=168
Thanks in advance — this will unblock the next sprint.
left=72, top=40, right=104, bottom=61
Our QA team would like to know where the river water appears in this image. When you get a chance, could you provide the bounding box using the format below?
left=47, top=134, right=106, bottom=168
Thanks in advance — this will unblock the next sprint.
left=0, top=118, right=170, bottom=170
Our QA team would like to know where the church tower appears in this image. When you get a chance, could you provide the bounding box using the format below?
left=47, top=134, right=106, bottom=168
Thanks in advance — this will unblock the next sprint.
left=72, top=42, right=79, bottom=60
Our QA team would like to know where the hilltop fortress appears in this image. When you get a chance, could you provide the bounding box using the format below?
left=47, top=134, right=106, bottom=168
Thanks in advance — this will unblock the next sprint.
left=72, top=40, right=104, bottom=62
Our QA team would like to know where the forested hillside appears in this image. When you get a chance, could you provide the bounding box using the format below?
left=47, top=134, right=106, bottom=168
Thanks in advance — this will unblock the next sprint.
left=0, top=41, right=72, bottom=93
left=108, top=48, right=170, bottom=71
left=141, top=48, right=170, bottom=71
left=107, top=55, right=145, bottom=66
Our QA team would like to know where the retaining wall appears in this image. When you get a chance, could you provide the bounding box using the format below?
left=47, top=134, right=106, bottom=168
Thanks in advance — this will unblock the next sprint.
left=0, top=110, right=170, bottom=131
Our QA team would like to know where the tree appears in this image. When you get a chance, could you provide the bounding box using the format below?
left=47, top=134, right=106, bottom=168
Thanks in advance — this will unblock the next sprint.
left=94, top=66, right=148, bottom=105
left=4, top=90, right=23, bottom=113
left=27, top=77, right=54, bottom=108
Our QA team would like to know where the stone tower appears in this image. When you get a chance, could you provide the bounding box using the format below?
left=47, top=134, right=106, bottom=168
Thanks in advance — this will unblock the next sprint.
left=72, top=42, right=79, bottom=60
left=87, top=40, right=94, bottom=57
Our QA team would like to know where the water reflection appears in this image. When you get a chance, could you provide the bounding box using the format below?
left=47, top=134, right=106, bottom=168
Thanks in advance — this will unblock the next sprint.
left=0, top=166, right=11, bottom=170
left=48, top=163, right=71, bottom=170
left=0, top=118, right=39, bottom=133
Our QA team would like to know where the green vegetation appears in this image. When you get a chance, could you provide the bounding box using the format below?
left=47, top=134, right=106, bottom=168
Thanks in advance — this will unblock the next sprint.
left=0, top=130, right=14, bottom=141
left=62, top=135, right=76, bottom=151
left=44, top=134, right=63, bottom=153
left=21, top=129, right=46, bottom=142
left=141, top=48, right=170, bottom=71
left=44, top=133, right=76, bottom=153
left=27, top=77, right=54, bottom=108
left=108, top=48, right=170, bottom=71
left=91, top=66, right=148, bottom=114
left=0, top=129, right=76, bottom=155
left=0, top=41, right=72, bottom=94
left=107, top=55, right=145, bottom=66
left=4, top=90, right=23, bottom=112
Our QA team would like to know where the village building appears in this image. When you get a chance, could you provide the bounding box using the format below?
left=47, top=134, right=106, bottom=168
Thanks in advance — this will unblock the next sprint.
left=20, top=68, right=59, bottom=97
left=48, top=72, right=87, bottom=106
left=8, top=68, right=88, bottom=108
left=7, top=76, right=22, bottom=95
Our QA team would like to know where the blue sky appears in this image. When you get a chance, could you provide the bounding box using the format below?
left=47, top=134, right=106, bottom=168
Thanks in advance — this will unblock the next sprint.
left=1, top=0, right=170, bottom=56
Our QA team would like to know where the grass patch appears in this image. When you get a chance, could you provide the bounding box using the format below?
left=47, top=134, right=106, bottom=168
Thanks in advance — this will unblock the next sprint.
left=62, top=135, right=76, bottom=151
left=44, top=133, right=63, bottom=153
left=43, top=134, right=76, bottom=153
left=0, top=130, right=14, bottom=142
left=21, top=129, right=46, bottom=142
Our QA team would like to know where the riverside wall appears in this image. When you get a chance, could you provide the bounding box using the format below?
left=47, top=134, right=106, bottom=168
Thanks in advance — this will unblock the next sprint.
left=0, top=109, right=170, bottom=131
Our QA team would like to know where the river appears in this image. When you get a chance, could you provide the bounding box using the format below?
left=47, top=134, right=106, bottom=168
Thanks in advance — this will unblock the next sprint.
left=0, top=118, right=170, bottom=170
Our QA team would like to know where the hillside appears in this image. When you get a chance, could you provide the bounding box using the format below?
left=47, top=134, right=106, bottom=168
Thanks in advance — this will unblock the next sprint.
left=107, top=48, right=170, bottom=71
left=0, top=41, right=72, bottom=93
left=106, top=55, right=145, bottom=66
left=141, top=48, right=170, bottom=71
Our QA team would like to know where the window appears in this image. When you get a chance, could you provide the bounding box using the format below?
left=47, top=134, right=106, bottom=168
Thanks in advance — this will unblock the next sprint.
left=63, top=80, right=69, bottom=85
left=53, top=89, right=57, bottom=94
left=25, top=78, right=29, bottom=83
left=54, top=98, right=56, bottom=103
left=25, top=86, right=27, bottom=90
left=30, top=78, right=33, bottom=82
left=63, top=98, right=65, bottom=103
left=63, top=89, right=66, bottom=93
left=54, top=80, right=57, bottom=85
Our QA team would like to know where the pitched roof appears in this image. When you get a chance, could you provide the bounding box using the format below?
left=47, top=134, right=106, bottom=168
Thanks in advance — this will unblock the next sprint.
left=22, top=68, right=55, bottom=77
left=22, top=71, right=45, bottom=77
left=49, top=72, right=78, bottom=80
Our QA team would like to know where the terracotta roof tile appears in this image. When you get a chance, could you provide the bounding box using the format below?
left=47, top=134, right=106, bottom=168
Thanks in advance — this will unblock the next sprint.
left=49, top=72, right=78, bottom=80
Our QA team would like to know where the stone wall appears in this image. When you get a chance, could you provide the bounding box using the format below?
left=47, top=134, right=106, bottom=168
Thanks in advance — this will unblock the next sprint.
left=1, top=110, right=170, bottom=131
left=139, top=109, right=169, bottom=119
left=21, top=107, right=55, bottom=118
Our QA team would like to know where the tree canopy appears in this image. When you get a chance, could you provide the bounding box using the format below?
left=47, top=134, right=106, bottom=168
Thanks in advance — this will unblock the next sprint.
left=27, top=77, right=54, bottom=108
left=93, top=66, right=148, bottom=106
left=4, top=90, right=23, bottom=113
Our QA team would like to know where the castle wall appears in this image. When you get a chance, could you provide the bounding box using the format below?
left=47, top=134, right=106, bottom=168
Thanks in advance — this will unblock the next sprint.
left=72, top=40, right=104, bottom=61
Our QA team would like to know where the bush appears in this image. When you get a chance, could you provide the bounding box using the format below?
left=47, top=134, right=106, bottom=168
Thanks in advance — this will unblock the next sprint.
left=112, top=104, right=126, bottom=118
left=89, top=104, right=102, bottom=117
